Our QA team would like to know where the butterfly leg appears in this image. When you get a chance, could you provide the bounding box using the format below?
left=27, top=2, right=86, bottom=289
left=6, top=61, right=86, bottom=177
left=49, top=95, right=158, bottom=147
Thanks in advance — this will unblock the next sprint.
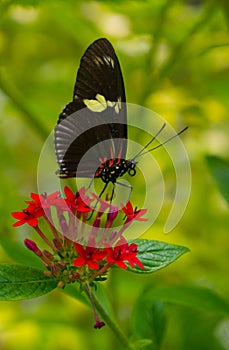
left=110, top=184, right=115, bottom=205
left=115, top=181, right=133, bottom=202
left=86, top=178, right=94, bottom=192
left=87, top=182, right=109, bottom=220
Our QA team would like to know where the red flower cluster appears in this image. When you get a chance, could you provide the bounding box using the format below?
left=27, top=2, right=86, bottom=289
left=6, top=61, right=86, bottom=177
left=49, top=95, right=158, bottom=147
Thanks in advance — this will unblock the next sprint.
left=12, top=187, right=147, bottom=329
left=12, top=187, right=146, bottom=229
left=12, top=187, right=146, bottom=276
left=74, top=238, right=144, bottom=270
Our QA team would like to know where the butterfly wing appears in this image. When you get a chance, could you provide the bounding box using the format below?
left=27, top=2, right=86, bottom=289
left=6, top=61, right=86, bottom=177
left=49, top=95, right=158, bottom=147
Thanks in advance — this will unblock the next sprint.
left=55, top=38, right=127, bottom=178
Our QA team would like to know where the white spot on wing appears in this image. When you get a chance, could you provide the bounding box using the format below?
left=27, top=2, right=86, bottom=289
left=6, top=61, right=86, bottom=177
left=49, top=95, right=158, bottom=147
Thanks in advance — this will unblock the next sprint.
left=94, top=56, right=104, bottom=66
left=94, top=55, right=114, bottom=68
left=103, top=55, right=115, bottom=68
left=93, top=55, right=115, bottom=69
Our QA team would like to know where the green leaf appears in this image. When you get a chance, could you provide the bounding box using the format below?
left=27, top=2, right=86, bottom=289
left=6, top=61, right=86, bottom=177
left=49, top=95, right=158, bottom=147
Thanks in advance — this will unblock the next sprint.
left=0, top=264, right=58, bottom=300
left=132, top=294, right=167, bottom=350
left=206, top=155, right=229, bottom=205
left=127, top=239, right=189, bottom=274
left=144, top=285, right=229, bottom=316
left=131, top=285, right=229, bottom=349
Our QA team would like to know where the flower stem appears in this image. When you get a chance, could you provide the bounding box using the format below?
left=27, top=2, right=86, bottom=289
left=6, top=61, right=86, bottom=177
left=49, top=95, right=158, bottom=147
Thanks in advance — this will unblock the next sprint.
left=34, top=226, right=57, bottom=251
left=44, top=213, right=60, bottom=240
left=85, top=287, right=133, bottom=349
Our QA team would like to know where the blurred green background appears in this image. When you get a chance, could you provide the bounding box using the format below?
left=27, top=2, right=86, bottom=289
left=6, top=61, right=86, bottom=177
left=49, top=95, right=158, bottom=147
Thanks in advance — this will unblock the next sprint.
left=0, top=0, right=229, bottom=349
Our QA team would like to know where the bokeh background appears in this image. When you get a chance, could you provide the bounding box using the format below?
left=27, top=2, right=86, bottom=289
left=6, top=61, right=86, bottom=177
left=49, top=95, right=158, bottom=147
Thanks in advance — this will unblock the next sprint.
left=0, top=0, right=229, bottom=349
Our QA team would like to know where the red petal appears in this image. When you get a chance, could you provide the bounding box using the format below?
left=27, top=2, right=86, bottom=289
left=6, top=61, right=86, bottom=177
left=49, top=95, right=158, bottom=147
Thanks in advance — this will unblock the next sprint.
left=134, top=209, right=147, bottom=221
left=28, top=218, right=38, bottom=227
left=64, top=186, right=75, bottom=201
left=88, top=260, right=100, bottom=269
left=30, top=193, right=40, bottom=203
left=54, top=198, right=68, bottom=210
left=106, top=256, right=115, bottom=263
left=73, top=257, right=86, bottom=266
left=128, top=243, right=138, bottom=251
left=13, top=220, right=25, bottom=227
left=126, top=201, right=133, bottom=212
left=115, top=261, right=127, bottom=269
left=115, top=238, right=128, bottom=248
left=134, top=258, right=145, bottom=269
left=12, top=211, right=26, bottom=220
left=74, top=243, right=86, bottom=256
left=93, top=251, right=106, bottom=260
left=78, top=187, right=86, bottom=198
left=104, top=247, right=113, bottom=255
left=47, top=191, right=60, bottom=200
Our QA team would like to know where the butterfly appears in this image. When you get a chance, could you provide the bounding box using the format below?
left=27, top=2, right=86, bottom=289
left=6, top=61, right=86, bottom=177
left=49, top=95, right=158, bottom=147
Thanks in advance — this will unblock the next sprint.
left=54, top=38, right=187, bottom=199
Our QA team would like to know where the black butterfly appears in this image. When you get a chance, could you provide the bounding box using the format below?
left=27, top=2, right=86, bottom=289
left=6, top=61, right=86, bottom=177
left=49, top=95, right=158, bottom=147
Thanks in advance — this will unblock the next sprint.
left=54, top=38, right=187, bottom=198
left=54, top=38, right=137, bottom=197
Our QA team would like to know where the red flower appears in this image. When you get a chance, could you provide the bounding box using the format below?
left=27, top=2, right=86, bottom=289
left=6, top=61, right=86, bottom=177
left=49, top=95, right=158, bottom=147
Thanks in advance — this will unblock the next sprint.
left=12, top=206, right=43, bottom=227
left=73, top=243, right=106, bottom=270
left=105, top=206, right=119, bottom=228
left=105, top=239, right=145, bottom=270
left=121, top=201, right=147, bottom=223
left=26, top=191, right=60, bottom=210
left=64, top=186, right=92, bottom=213
left=122, top=242, right=145, bottom=269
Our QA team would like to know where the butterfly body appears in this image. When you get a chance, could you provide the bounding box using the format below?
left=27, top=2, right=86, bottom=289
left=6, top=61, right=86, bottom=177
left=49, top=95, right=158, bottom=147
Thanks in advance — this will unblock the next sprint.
left=95, top=158, right=136, bottom=184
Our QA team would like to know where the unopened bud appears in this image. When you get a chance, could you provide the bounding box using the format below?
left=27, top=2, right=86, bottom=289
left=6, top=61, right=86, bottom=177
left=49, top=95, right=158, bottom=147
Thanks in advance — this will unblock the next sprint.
left=57, top=280, right=65, bottom=288
left=57, top=261, right=66, bottom=270
left=43, top=270, right=53, bottom=277
left=50, top=264, right=60, bottom=276
left=43, top=250, right=54, bottom=260
left=53, top=238, right=63, bottom=250
left=24, top=239, right=42, bottom=257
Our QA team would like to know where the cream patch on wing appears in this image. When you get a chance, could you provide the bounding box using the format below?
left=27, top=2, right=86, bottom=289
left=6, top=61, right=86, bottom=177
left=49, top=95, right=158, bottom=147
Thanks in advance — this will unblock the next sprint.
left=84, top=94, right=122, bottom=114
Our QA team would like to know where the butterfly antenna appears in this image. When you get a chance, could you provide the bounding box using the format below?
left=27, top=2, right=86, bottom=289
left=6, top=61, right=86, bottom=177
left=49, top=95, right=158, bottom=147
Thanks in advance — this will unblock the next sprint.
left=133, top=123, right=166, bottom=160
left=134, top=126, right=188, bottom=159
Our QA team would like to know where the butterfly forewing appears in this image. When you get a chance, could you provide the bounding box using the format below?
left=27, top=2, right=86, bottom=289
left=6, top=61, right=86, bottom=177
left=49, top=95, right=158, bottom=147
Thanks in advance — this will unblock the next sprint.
left=55, top=38, right=127, bottom=178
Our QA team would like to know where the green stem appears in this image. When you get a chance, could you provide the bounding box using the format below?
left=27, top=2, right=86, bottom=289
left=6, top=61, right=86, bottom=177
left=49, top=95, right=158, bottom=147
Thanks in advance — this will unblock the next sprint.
left=85, top=288, right=133, bottom=349
left=44, top=213, right=62, bottom=246
left=34, top=226, right=57, bottom=251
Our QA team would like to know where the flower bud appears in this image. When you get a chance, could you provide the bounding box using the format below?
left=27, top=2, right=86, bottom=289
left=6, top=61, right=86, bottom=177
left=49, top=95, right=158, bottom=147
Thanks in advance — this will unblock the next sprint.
left=24, top=239, right=42, bottom=257
left=53, top=238, right=63, bottom=250
left=43, top=250, right=54, bottom=260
